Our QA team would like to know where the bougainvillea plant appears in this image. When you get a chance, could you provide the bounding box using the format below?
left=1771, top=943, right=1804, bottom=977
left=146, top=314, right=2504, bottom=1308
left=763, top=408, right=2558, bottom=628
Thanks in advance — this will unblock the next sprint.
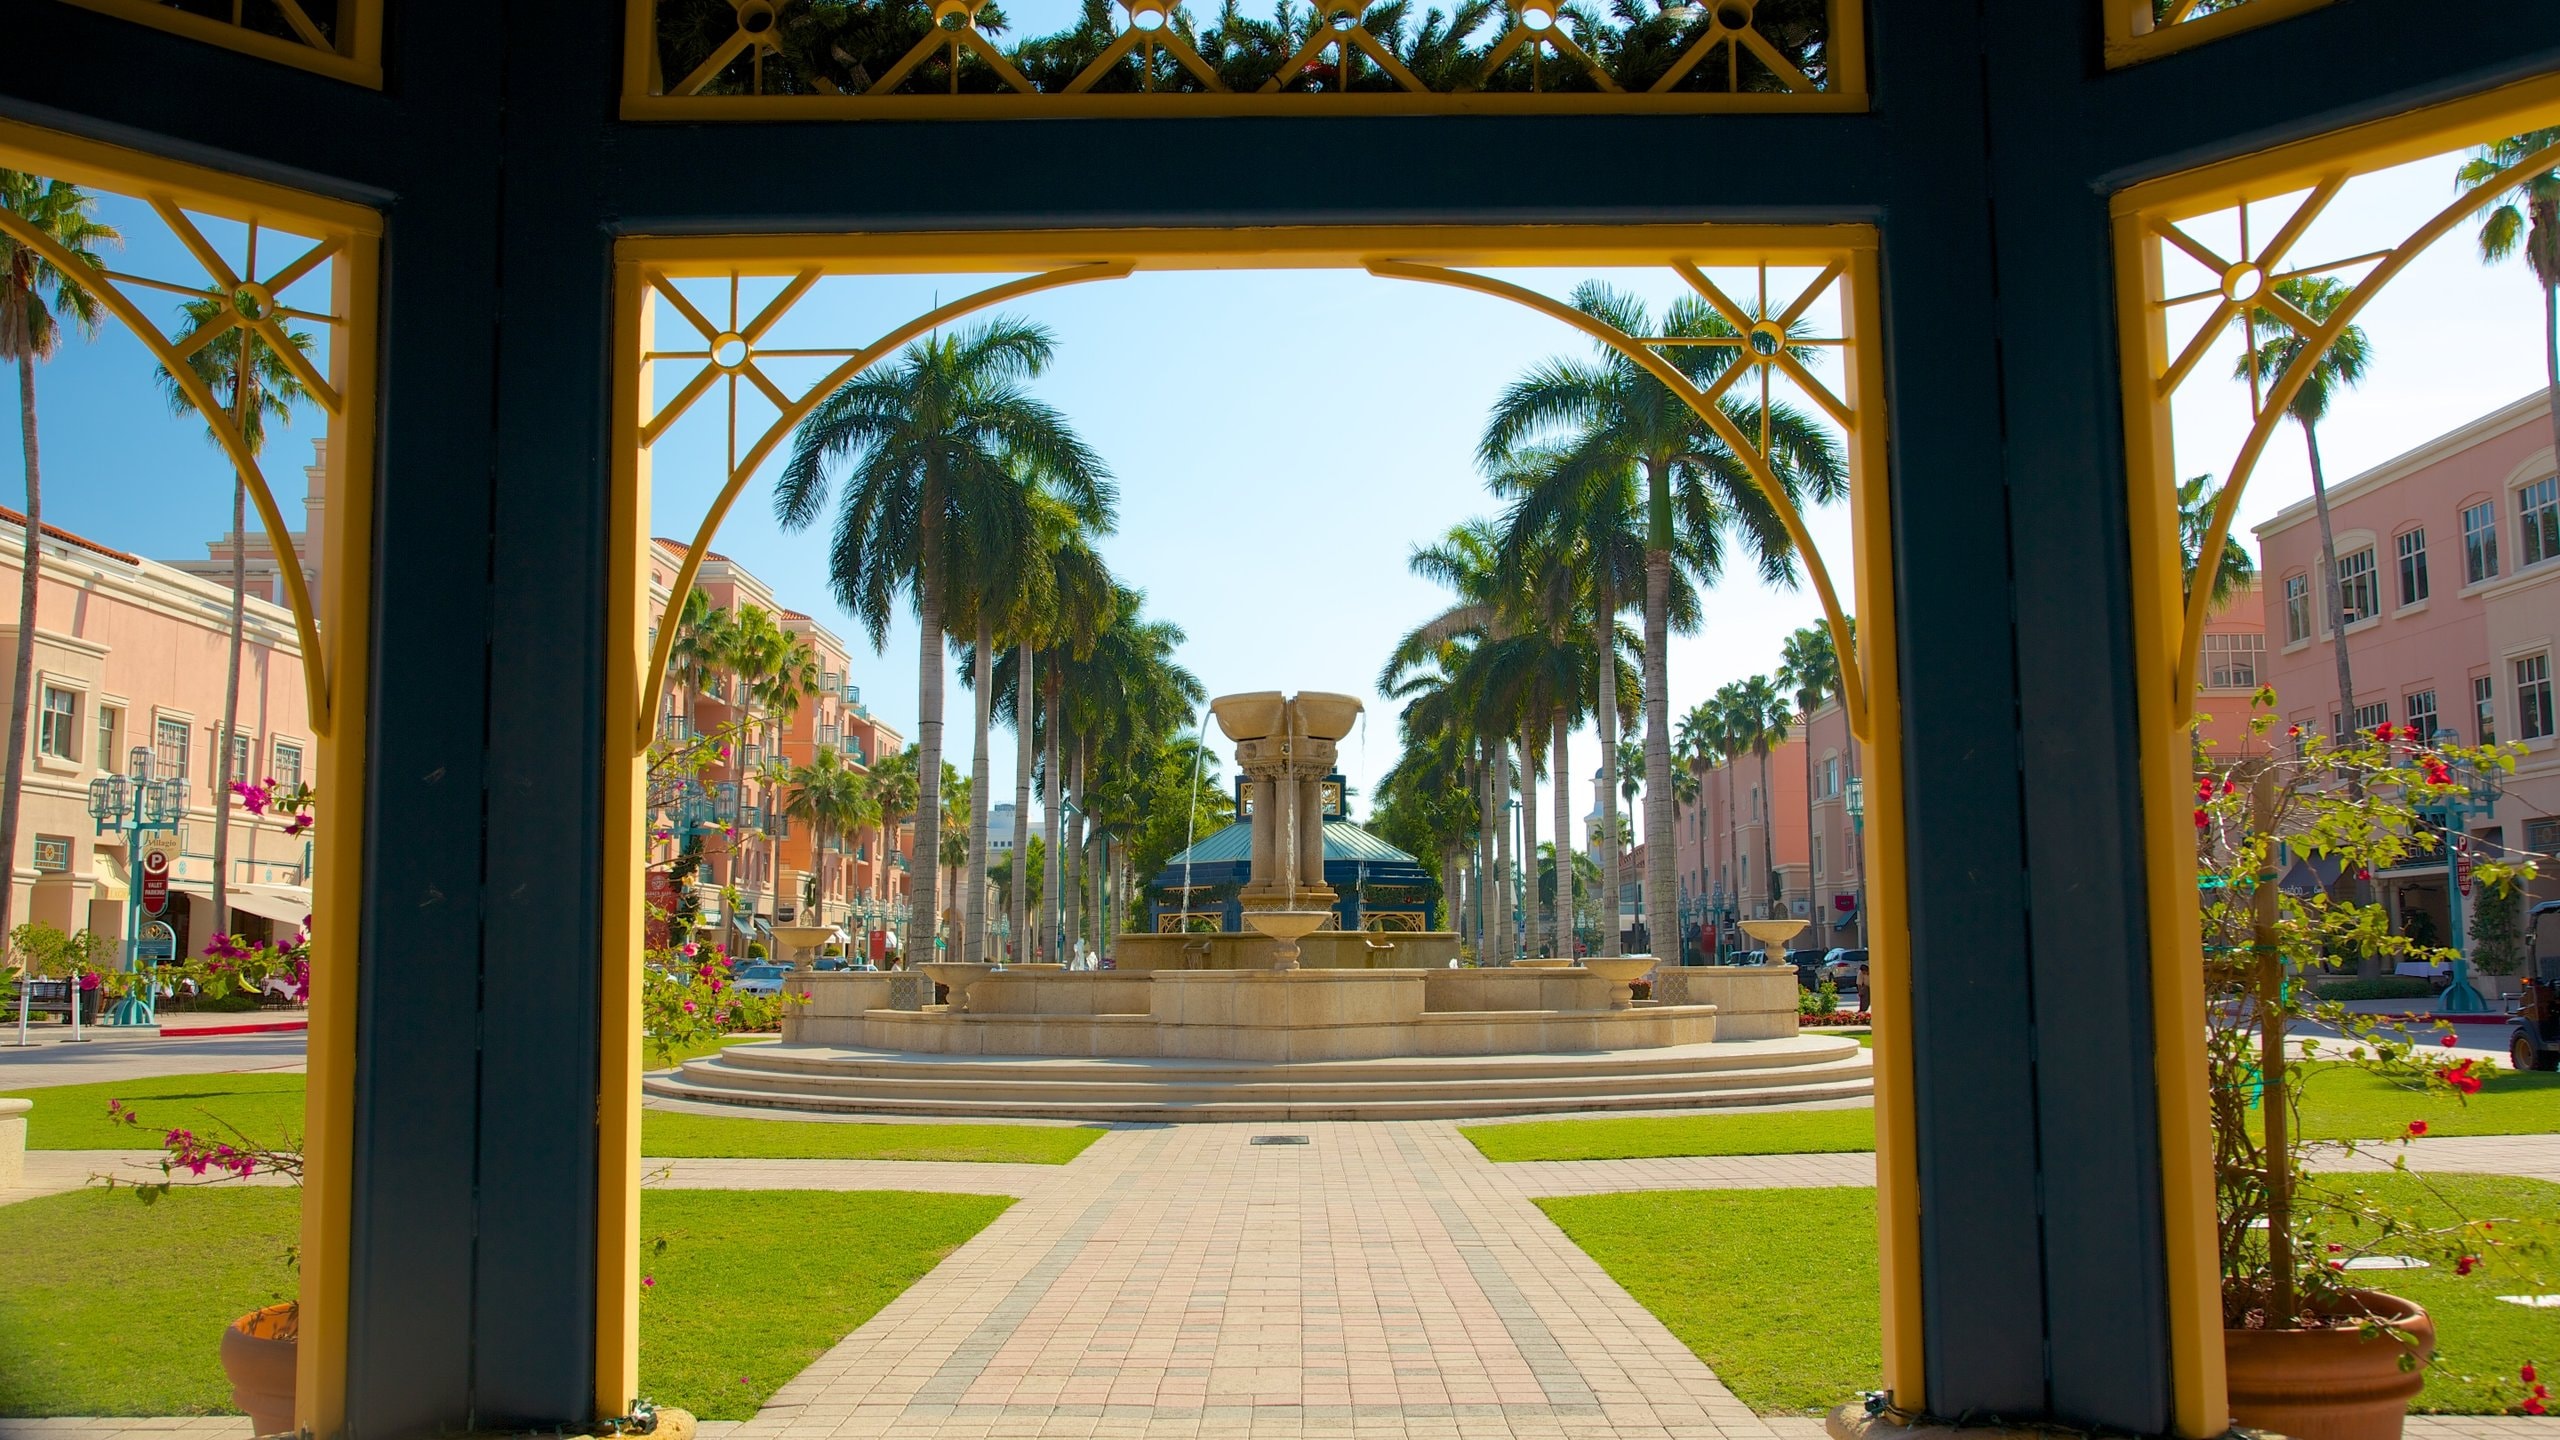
left=641, top=937, right=796, bottom=1065
left=2199, top=695, right=2551, bottom=1407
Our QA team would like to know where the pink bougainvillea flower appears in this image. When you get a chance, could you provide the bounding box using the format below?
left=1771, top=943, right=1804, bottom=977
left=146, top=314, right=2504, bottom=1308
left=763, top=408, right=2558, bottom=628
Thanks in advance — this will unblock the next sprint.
left=2456, top=1255, right=2478, bottom=1276
left=2444, top=1033, right=2460, bottom=1047
left=2407, top=1120, right=2430, bottom=1137
left=2525, top=1363, right=2539, bottom=1384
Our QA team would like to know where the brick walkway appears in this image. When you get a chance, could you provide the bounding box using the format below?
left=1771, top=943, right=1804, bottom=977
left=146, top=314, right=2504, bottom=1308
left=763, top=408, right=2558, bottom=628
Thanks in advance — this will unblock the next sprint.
left=7, top=1125, right=2558, bottom=1440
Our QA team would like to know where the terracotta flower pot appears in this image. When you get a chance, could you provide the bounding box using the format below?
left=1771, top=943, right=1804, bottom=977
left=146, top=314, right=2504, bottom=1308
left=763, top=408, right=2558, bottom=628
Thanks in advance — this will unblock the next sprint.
left=2225, top=1289, right=2435, bottom=1440
left=219, top=1302, right=298, bottom=1437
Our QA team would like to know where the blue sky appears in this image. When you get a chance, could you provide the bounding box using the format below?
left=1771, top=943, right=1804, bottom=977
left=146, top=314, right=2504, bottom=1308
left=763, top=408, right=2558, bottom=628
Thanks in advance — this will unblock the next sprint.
left=14, top=148, right=2549, bottom=839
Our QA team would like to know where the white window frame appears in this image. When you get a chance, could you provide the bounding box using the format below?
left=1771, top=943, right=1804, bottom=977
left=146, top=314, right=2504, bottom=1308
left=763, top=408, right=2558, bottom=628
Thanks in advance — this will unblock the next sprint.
left=2521, top=476, right=2560, bottom=570
left=2474, top=674, right=2496, bottom=746
left=2201, top=632, right=2264, bottom=690
left=153, top=713, right=193, bottom=787
left=2517, top=652, right=2554, bottom=743
left=2334, top=547, right=2380, bottom=627
left=94, top=702, right=121, bottom=773
left=2283, top=574, right=2311, bottom=644
left=37, top=684, right=79, bottom=762
left=2395, top=528, right=2428, bottom=607
left=272, top=737, right=304, bottom=791
left=2404, top=690, right=2438, bottom=743
left=2463, top=500, right=2500, bottom=584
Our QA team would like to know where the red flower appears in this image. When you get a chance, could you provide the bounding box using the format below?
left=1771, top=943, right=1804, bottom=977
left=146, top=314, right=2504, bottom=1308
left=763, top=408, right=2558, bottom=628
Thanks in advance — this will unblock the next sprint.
left=2326, top=1243, right=2345, bottom=1253
left=2444, top=1033, right=2460, bottom=1047
left=2194, top=808, right=2210, bottom=829
left=2526, top=1364, right=2540, bottom=1384
left=2407, top=1120, right=2430, bottom=1137
left=2457, top=1255, right=2478, bottom=1276
left=2288, top=724, right=2303, bottom=737
left=2525, top=1396, right=2548, bottom=1416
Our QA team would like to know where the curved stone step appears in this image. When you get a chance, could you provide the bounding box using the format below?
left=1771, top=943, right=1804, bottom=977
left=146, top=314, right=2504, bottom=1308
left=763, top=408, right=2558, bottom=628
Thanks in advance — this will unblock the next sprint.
left=642, top=1036, right=1875, bottom=1122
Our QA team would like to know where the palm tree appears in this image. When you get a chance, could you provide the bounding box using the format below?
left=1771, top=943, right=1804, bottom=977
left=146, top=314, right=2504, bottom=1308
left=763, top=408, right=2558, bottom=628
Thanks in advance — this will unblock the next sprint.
left=953, top=473, right=1115, bottom=965
left=2177, top=473, right=2256, bottom=611
left=1483, top=282, right=1846, bottom=976
left=1389, top=520, right=1520, bottom=960
left=1726, top=674, right=1791, bottom=915
left=728, top=606, right=818, bottom=929
left=866, top=745, right=921, bottom=956
left=2237, top=276, right=2373, bottom=737
left=1491, top=446, right=1651, bottom=955
left=667, top=588, right=737, bottom=742
left=992, top=510, right=1113, bottom=961
left=2459, top=129, right=2560, bottom=461
left=156, top=288, right=312, bottom=936
left=0, top=173, right=116, bottom=943
left=776, top=316, right=1107, bottom=966
left=783, top=745, right=871, bottom=927
left=1777, top=622, right=1836, bottom=922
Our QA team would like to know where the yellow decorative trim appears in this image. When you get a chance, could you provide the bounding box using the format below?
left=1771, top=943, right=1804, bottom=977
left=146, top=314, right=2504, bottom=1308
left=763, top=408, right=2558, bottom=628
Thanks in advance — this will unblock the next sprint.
left=0, top=117, right=377, bottom=1440
left=1841, top=244, right=1920, bottom=1413
left=2111, top=73, right=2560, bottom=1437
left=52, top=0, right=383, bottom=87
left=612, top=226, right=1912, bottom=1398
left=621, top=0, right=1862, bottom=118
left=2101, top=0, right=2333, bottom=69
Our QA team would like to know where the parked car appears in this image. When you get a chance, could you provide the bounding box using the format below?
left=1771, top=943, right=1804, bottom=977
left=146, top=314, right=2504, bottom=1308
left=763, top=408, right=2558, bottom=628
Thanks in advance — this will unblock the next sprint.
left=1785, top=950, right=1824, bottom=989
left=732, top=964, right=791, bottom=996
left=1819, top=948, right=1867, bottom=989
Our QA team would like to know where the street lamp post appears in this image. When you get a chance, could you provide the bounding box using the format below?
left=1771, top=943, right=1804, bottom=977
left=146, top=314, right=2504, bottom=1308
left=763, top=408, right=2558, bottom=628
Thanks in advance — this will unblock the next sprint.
left=86, top=746, right=190, bottom=1026
left=1844, top=776, right=1868, bottom=950
left=2422, top=732, right=2503, bottom=1015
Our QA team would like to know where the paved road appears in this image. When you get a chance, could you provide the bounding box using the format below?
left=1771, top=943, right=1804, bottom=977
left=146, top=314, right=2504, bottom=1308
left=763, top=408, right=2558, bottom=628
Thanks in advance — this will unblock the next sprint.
left=0, top=1032, right=305, bottom=1090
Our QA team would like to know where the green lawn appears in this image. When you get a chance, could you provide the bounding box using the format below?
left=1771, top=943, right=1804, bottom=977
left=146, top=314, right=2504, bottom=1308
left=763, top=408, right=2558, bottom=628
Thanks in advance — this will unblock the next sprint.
left=1, top=1073, right=307, bottom=1150
left=0, top=1187, right=1009, bottom=1420
left=2295, top=1063, right=2560, bottom=1142
left=1539, top=1187, right=1879, bottom=1414
left=2, top=1073, right=1100, bottom=1164
left=1465, top=1060, right=2558, bottom=1164
left=1463, top=1107, right=1876, bottom=1163
left=1540, top=1176, right=2559, bottom=1417
left=640, top=1111, right=1102, bottom=1163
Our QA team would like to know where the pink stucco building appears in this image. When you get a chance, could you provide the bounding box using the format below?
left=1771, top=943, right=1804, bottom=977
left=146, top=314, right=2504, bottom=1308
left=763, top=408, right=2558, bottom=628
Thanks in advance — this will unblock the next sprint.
left=645, top=540, right=913, bottom=961
left=2254, top=387, right=2560, bottom=942
left=1668, top=696, right=1865, bottom=962
left=0, top=444, right=326, bottom=965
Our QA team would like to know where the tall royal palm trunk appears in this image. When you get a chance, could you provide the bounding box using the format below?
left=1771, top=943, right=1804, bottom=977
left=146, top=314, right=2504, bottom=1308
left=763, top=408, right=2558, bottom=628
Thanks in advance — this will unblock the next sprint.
left=965, top=616, right=993, bottom=966
left=1011, top=643, right=1034, bottom=964
left=1551, top=710, right=1572, bottom=957
left=1476, top=747, right=1498, bottom=958
left=1592, top=583, right=1620, bottom=957
left=211, top=475, right=247, bottom=937
left=0, top=359, right=42, bottom=941
left=1516, top=729, right=1541, bottom=956
left=2304, top=422, right=2357, bottom=741
left=1065, top=741, right=1088, bottom=958
left=1642, top=567, right=1676, bottom=957
left=2541, top=239, right=2560, bottom=463
left=1489, top=740, right=1513, bottom=964
left=1758, top=745, right=1777, bottom=915
left=1041, top=671, right=1063, bottom=962
left=912, top=506, right=946, bottom=963
left=1802, top=715, right=1817, bottom=934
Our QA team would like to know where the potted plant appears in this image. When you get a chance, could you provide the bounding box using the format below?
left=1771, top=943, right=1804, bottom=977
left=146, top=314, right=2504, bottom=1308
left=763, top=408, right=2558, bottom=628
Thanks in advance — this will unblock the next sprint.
left=2198, top=705, right=2549, bottom=1440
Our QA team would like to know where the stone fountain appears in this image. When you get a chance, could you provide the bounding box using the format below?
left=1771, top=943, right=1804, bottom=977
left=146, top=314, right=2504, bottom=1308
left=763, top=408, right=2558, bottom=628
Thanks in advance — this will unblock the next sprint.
left=1214, top=690, right=1362, bottom=970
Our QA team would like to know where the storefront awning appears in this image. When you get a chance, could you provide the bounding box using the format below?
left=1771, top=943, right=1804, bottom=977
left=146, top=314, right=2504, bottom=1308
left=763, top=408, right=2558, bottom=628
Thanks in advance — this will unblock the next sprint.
left=92, top=852, right=127, bottom=902
left=170, top=879, right=313, bottom=926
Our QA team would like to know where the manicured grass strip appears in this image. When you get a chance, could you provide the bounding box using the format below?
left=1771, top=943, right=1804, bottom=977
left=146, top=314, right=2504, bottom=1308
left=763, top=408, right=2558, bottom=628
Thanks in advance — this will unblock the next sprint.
left=0, top=1187, right=1010, bottom=1421
left=638, top=1190, right=1012, bottom=1419
left=2299, top=1173, right=2560, bottom=1414
left=1540, top=1187, right=1879, bottom=1414
left=639, top=1111, right=1103, bottom=1164
left=6, top=1073, right=1100, bottom=1163
left=655, top=1032, right=781, bottom=1067
left=0, top=1187, right=301, bottom=1416
left=1, top=1073, right=306, bottom=1150
left=2296, top=1064, right=2560, bottom=1143
left=1463, top=1107, right=1876, bottom=1163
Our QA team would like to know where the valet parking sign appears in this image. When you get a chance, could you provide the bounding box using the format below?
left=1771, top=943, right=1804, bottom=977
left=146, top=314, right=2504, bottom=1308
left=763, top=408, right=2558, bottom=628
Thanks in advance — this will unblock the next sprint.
left=140, top=842, right=172, bottom=917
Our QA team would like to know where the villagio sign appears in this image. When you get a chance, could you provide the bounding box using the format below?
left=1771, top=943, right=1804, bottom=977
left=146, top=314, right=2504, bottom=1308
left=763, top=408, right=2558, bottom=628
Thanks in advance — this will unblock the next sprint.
left=140, top=842, right=173, bottom=918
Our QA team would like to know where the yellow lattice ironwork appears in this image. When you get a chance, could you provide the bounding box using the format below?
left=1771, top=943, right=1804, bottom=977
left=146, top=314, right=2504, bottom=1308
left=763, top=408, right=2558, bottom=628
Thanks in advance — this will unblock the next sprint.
left=53, top=0, right=383, bottom=86
left=0, top=118, right=379, bottom=1440
left=2109, top=77, right=2560, bottom=1439
left=2102, top=0, right=2333, bottom=68
left=625, top=0, right=1861, bottom=116
left=612, top=222, right=1915, bottom=1417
